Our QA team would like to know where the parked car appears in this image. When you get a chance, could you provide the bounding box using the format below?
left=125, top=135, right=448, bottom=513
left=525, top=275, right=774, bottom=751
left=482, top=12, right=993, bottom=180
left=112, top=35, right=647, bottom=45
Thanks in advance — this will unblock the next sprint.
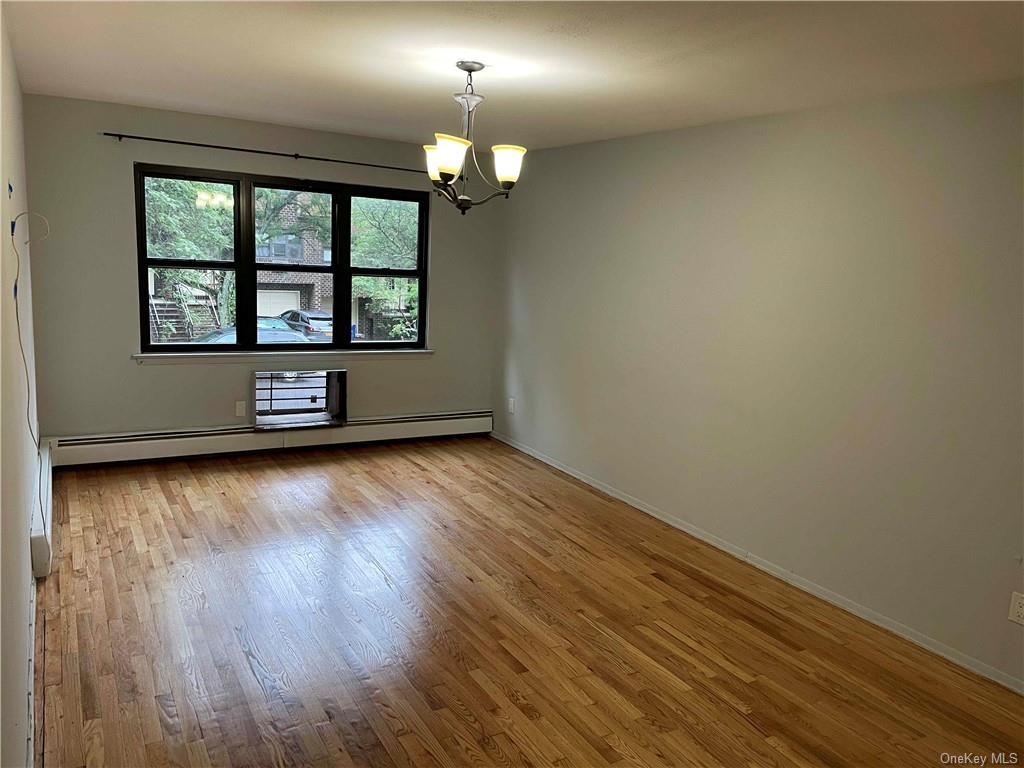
left=192, top=316, right=312, bottom=344
left=257, top=316, right=300, bottom=334
left=279, top=309, right=333, bottom=340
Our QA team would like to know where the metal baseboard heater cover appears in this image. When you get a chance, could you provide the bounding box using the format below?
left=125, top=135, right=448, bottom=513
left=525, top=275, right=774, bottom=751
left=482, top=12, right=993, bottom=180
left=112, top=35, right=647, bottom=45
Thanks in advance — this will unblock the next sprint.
left=30, top=440, right=55, bottom=578
left=47, top=410, right=493, bottom=467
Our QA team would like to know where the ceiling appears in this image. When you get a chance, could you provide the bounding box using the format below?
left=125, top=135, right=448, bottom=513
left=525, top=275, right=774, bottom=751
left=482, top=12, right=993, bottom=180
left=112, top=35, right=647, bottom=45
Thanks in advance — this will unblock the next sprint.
left=6, top=2, right=1022, bottom=150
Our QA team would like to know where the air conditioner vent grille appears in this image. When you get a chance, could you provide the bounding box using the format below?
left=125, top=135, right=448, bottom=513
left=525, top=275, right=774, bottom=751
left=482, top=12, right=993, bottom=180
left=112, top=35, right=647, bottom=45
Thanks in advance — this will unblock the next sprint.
left=254, top=369, right=346, bottom=429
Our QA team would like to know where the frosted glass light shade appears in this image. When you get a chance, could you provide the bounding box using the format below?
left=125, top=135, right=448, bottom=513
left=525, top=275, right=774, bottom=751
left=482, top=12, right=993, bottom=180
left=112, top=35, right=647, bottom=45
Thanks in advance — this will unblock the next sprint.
left=423, top=145, right=442, bottom=182
left=491, top=145, right=526, bottom=189
left=434, top=133, right=472, bottom=180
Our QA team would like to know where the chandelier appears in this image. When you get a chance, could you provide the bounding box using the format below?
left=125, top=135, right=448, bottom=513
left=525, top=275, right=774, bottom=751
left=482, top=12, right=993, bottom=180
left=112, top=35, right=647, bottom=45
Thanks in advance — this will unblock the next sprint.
left=423, top=61, right=527, bottom=215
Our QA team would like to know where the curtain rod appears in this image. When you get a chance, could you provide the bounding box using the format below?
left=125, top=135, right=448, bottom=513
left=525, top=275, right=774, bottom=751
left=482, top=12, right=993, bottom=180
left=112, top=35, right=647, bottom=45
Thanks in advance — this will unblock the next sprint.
left=101, top=132, right=424, bottom=175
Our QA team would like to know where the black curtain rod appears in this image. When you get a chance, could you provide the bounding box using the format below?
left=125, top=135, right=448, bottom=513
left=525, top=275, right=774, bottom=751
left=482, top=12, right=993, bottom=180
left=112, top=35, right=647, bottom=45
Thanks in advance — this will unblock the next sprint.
left=101, top=132, right=424, bottom=175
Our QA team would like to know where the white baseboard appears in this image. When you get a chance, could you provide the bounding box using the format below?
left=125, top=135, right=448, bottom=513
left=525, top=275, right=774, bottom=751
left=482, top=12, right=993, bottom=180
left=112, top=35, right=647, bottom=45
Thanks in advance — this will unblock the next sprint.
left=490, top=431, right=1024, bottom=695
left=49, top=411, right=492, bottom=467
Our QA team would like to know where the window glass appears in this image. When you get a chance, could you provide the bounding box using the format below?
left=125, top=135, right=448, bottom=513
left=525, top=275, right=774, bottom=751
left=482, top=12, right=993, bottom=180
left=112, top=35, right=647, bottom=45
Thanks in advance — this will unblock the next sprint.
left=147, top=268, right=236, bottom=344
left=255, top=187, right=332, bottom=265
left=256, top=270, right=333, bottom=344
left=350, top=197, right=418, bottom=269
left=351, top=276, right=418, bottom=342
left=144, top=178, right=234, bottom=261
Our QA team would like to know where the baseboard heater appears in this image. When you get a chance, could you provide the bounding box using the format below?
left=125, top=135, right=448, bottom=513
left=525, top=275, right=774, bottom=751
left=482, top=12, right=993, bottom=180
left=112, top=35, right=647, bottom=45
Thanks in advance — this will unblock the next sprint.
left=30, top=440, right=55, bottom=577
left=47, top=410, right=493, bottom=467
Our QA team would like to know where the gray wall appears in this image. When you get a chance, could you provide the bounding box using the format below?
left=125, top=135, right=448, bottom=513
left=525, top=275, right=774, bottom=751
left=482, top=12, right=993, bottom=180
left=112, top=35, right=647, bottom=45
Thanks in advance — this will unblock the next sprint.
left=24, top=96, right=503, bottom=437
left=495, top=81, right=1024, bottom=685
left=1, top=12, right=38, bottom=766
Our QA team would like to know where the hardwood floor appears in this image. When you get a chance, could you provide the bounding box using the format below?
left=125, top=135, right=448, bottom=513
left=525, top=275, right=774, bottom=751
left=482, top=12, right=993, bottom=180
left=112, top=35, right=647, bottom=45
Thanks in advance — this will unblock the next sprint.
left=36, top=436, right=1022, bottom=767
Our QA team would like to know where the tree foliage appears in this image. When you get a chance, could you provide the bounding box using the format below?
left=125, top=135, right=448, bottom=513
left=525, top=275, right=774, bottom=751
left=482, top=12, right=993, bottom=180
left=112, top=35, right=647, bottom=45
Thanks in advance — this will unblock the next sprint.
left=145, top=177, right=234, bottom=261
left=351, top=197, right=418, bottom=269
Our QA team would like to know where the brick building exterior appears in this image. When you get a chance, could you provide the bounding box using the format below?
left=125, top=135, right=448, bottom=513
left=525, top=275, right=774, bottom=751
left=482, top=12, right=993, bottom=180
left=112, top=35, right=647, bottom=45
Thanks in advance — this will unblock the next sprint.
left=256, top=192, right=335, bottom=317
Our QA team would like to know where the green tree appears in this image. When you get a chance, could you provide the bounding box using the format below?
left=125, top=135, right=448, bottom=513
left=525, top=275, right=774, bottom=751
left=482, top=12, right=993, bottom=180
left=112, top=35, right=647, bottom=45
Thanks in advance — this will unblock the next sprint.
left=351, top=197, right=418, bottom=269
left=145, top=177, right=234, bottom=260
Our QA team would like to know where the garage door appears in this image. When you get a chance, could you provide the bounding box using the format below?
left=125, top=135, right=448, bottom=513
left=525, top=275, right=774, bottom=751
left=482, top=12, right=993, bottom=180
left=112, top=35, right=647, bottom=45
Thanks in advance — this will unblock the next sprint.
left=257, top=290, right=300, bottom=317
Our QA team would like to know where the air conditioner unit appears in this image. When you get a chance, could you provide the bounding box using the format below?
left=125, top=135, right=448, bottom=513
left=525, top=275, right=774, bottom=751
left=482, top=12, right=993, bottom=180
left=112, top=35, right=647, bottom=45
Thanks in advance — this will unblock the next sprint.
left=253, top=369, right=347, bottom=430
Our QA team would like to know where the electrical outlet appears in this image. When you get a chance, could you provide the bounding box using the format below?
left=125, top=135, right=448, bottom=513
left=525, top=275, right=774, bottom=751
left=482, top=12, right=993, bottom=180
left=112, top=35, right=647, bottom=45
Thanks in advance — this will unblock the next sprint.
left=1009, top=592, right=1024, bottom=626
left=235, top=400, right=247, bottom=418
left=507, top=397, right=515, bottom=415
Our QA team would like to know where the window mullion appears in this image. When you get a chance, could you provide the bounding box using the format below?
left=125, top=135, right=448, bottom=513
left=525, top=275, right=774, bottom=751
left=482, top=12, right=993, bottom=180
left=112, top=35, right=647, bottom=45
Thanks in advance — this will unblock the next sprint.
left=336, top=192, right=352, bottom=350
left=349, top=267, right=420, bottom=277
left=236, top=178, right=256, bottom=349
left=145, top=257, right=237, bottom=270
left=136, top=168, right=150, bottom=349
left=417, top=195, right=429, bottom=347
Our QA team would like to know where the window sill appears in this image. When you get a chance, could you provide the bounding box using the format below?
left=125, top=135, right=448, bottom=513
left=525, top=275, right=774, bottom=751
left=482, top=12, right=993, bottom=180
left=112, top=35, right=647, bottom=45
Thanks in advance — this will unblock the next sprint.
left=132, top=349, right=434, bottom=365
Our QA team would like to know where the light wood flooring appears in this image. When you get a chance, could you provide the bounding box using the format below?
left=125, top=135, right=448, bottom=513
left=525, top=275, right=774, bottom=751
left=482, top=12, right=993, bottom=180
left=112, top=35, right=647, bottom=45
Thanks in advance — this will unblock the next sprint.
left=35, top=436, right=1023, bottom=767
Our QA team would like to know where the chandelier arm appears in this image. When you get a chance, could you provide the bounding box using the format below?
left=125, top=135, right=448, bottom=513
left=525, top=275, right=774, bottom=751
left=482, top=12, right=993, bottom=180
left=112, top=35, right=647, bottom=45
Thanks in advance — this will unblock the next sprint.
left=469, top=189, right=511, bottom=207
left=470, top=145, right=505, bottom=193
left=435, top=185, right=459, bottom=205
left=468, top=110, right=505, bottom=193
left=435, top=186, right=506, bottom=211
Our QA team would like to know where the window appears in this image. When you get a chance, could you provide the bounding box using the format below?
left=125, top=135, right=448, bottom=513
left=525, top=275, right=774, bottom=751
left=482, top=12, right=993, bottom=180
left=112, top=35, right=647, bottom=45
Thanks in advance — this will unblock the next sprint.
left=136, top=165, right=428, bottom=351
left=138, top=175, right=239, bottom=346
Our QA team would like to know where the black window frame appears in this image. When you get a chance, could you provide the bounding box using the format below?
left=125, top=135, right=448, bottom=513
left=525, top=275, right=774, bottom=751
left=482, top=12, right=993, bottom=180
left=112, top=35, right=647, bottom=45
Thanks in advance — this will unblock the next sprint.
left=136, top=163, right=430, bottom=353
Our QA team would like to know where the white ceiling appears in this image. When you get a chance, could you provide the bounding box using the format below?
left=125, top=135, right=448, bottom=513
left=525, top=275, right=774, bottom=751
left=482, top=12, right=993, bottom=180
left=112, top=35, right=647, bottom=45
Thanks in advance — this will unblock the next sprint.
left=6, top=2, right=1022, bottom=150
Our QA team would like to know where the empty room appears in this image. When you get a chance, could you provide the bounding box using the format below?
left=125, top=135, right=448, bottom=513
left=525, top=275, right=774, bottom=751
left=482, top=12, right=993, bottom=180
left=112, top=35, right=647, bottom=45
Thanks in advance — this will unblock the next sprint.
left=1, top=2, right=1022, bottom=766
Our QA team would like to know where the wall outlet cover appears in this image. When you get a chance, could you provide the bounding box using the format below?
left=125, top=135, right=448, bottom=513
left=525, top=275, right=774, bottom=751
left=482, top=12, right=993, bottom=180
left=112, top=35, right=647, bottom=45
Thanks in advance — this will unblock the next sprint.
left=235, top=400, right=247, bottom=418
left=1009, top=591, right=1024, bottom=626
left=508, top=397, right=515, bottom=414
